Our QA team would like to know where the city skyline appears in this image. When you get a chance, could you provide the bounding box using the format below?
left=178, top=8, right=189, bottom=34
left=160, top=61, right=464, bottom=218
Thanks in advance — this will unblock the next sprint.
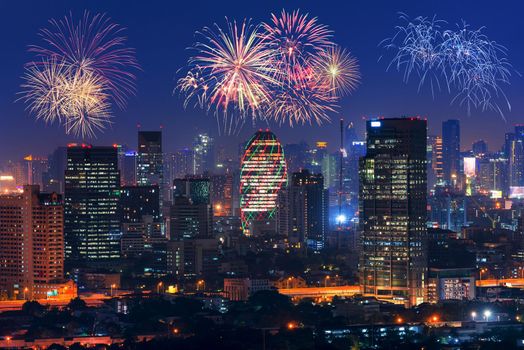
left=1, top=0, right=524, bottom=162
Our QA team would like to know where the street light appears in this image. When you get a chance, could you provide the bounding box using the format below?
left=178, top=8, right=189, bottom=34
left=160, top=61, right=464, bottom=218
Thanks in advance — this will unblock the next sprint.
left=484, top=310, right=492, bottom=322
left=471, top=311, right=477, bottom=321
left=110, top=284, right=116, bottom=297
left=480, top=268, right=488, bottom=281
left=324, top=276, right=330, bottom=287
left=157, top=282, right=163, bottom=294
left=23, top=287, right=29, bottom=300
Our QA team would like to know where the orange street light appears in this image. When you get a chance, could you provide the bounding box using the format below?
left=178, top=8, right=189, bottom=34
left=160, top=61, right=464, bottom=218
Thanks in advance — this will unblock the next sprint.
left=396, top=317, right=403, bottom=324
left=157, top=282, right=163, bottom=294
left=287, top=322, right=297, bottom=330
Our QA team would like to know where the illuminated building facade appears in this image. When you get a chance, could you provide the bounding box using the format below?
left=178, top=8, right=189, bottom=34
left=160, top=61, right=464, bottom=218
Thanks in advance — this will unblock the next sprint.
left=442, top=119, right=461, bottom=186
left=0, top=185, right=65, bottom=299
left=287, top=169, right=328, bottom=250
left=240, top=130, right=287, bottom=235
left=359, top=118, right=428, bottom=306
left=193, top=133, right=214, bottom=175
left=137, top=131, right=164, bottom=212
left=64, top=145, right=121, bottom=261
left=170, top=177, right=213, bottom=240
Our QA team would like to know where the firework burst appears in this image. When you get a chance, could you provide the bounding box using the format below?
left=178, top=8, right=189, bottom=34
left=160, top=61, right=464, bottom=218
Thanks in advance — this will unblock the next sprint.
left=20, top=59, right=112, bottom=138
left=313, top=45, right=361, bottom=96
left=30, top=12, right=139, bottom=108
left=178, top=19, right=279, bottom=133
left=20, top=12, right=138, bottom=138
left=176, top=10, right=361, bottom=131
left=381, top=13, right=515, bottom=117
left=262, top=9, right=333, bottom=78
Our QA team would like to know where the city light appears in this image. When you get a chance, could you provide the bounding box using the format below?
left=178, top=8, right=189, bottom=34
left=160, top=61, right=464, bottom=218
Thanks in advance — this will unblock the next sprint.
left=335, top=214, right=347, bottom=224
left=484, top=310, right=492, bottom=322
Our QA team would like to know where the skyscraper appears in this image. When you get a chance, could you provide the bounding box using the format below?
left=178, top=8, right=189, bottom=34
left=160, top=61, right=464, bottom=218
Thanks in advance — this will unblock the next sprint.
left=442, top=119, right=461, bottom=185
left=64, top=145, right=121, bottom=261
left=120, top=185, right=160, bottom=223
left=193, top=133, right=214, bottom=175
left=359, top=118, right=428, bottom=307
left=137, top=131, right=164, bottom=210
left=0, top=185, right=71, bottom=299
left=507, top=125, right=524, bottom=188
left=170, top=177, right=213, bottom=240
left=240, top=130, right=287, bottom=236
left=287, top=169, right=328, bottom=250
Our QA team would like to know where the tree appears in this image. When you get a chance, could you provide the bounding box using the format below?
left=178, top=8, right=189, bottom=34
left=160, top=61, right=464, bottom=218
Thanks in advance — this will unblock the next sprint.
left=67, top=297, right=87, bottom=311
left=22, top=300, right=46, bottom=316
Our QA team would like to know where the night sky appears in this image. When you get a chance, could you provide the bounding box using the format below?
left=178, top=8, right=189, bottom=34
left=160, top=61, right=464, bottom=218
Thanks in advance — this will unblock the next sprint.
left=0, top=0, right=523, bottom=162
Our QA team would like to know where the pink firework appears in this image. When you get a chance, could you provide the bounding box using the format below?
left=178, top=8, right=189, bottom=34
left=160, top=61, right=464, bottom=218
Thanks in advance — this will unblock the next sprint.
left=262, top=9, right=334, bottom=83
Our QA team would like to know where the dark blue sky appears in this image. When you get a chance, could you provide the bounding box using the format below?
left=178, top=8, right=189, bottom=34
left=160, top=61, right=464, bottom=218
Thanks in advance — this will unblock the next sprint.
left=0, top=0, right=523, bottom=162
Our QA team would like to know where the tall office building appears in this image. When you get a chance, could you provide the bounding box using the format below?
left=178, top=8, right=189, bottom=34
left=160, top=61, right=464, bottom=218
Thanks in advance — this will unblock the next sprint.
left=240, top=130, right=287, bottom=236
left=137, top=131, right=163, bottom=186
left=170, top=177, right=213, bottom=240
left=172, top=148, right=194, bottom=178
left=43, top=147, right=67, bottom=193
left=472, top=140, right=488, bottom=156
left=210, top=173, right=234, bottom=217
left=287, top=169, right=328, bottom=250
left=344, top=136, right=366, bottom=217
left=0, top=185, right=70, bottom=299
left=359, top=118, right=428, bottom=306
left=428, top=135, right=444, bottom=188
left=193, top=133, right=214, bottom=175
left=442, top=119, right=461, bottom=185
left=137, top=131, right=164, bottom=212
left=64, top=145, right=121, bottom=261
left=120, top=185, right=160, bottom=223
left=506, top=125, right=524, bottom=188
left=118, top=146, right=137, bottom=187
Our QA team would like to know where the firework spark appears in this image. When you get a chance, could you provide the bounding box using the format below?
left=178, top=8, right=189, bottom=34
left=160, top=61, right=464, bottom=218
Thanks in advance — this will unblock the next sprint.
left=176, top=10, right=361, bottom=130
left=381, top=13, right=515, bottom=117
left=30, top=12, right=139, bottom=108
left=21, top=12, right=138, bottom=138
left=313, top=46, right=361, bottom=96
left=380, top=13, right=446, bottom=94
left=20, top=59, right=112, bottom=138
left=262, top=9, right=333, bottom=77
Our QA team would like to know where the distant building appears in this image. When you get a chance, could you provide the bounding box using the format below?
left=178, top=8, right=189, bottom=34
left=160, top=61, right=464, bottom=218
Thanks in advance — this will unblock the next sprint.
left=137, top=131, right=164, bottom=211
left=43, top=147, right=67, bottom=193
left=120, top=185, right=160, bottom=223
left=0, top=185, right=72, bottom=299
left=442, top=119, right=461, bottom=186
left=170, top=177, right=213, bottom=240
left=240, top=130, right=287, bottom=236
left=166, top=238, right=218, bottom=278
left=359, top=118, right=428, bottom=306
left=223, top=278, right=272, bottom=301
left=64, top=145, right=121, bottom=261
left=427, top=268, right=476, bottom=303
left=193, top=133, right=214, bottom=175
left=428, top=187, right=468, bottom=232
left=287, top=169, right=329, bottom=250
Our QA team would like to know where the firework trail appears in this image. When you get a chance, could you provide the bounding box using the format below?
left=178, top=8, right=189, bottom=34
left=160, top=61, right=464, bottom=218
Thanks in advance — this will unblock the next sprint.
left=380, top=13, right=446, bottom=95
left=176, top=9, right=361, bottom=131
left=20, top=59, right=112, bottom=138
left=313, top=45, right=361, bottom=96
left=381, top=13, right=515, bottom=117
left=30, top=12, right=139, bottom=108
left=20, top=12, right=138, bottom=138
left=262, top=10, right=333, bottom=78
left=441, top=22, right=513, bottom=115
left=177, top=19, right=278, bottom=134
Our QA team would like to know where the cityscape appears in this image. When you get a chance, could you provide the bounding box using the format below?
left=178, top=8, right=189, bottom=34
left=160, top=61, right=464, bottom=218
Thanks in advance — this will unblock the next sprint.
left=1, top=1, right=524, bottom=349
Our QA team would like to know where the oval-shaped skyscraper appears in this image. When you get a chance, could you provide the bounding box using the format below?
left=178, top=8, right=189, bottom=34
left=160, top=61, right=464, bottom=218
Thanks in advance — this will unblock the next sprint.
left=240, top=130, right=287, bottom=236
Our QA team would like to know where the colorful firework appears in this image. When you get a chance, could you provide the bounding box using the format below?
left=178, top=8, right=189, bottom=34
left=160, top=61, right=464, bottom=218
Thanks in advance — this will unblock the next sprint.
left=262, top=9, right=333, bottom=82
left=381, top=13, right=515, bottom=117
left=30, top=12, right=139, bottom=108
left=313, top=45, right=361, bottom=96
left=178, top=19, right=278, bottom=131
left=19, top=59, right=112, bottom=138
left=176, top=10, right=361, bottom=130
